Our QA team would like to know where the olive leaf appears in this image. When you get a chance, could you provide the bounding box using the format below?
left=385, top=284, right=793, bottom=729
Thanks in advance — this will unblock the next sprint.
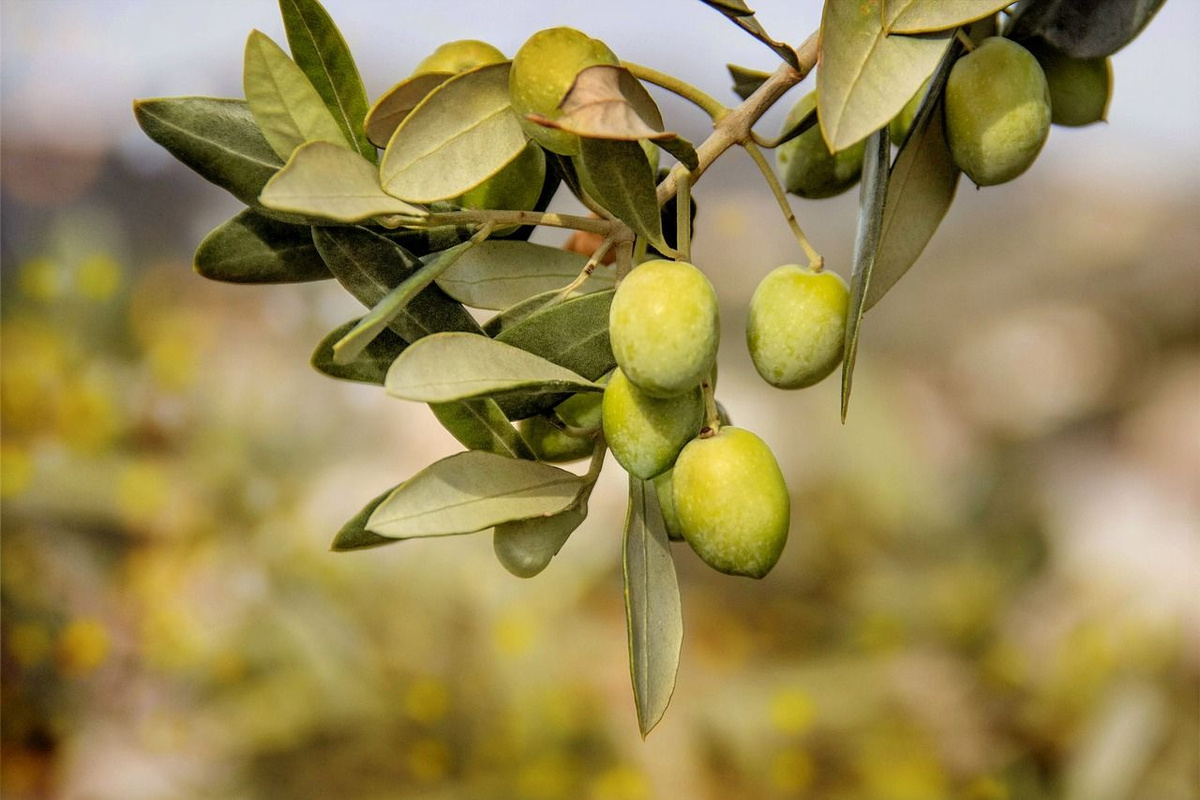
left=259, top=141, right=424, bottom=223
left=331, top=486, right=402, bottom=551
left=365, top=73, right=453, bottom=148
left=243, top=29, right=350, bottom=160
left=818, top=0, right=952, bottom=152
left=529, top=65, right=667, bottom=141
left=435, top=241, right=613, bottom=310
left=386, top=332, right=602, bottom=403
left=495, top=290, right=616, bottom=381
left=841, top=128, right=891, bottom=421
left=883, top=0, right=1012, bottom=34
left=494, top=495, right=590, bottom=578
left=727, top=63, right=771, bottom=100
left=623, top=476, right=683, bottom=738
left=366, top=450, right=584, bottom=538
left=430, top=400, right=536, bottom=460
left=482, top=290, right=559, bottom=337
left=656, top=135, right=700, bottom=172
left=195, top=209, right=330, bottom=283
left=577, top=138, right=670, bottom=255
left=278, top=0, right=375, bottom=162
left=132, top=97, right=283, bottom=206
left=380, top=62, right=527, bottom=203
left=1005, top=0, right=1167, bottom=58
left=697, top=0, right=800, bottom=70
left=866, top=39, right=962, bottom=311
left=312, top=317, right=407, bottom=385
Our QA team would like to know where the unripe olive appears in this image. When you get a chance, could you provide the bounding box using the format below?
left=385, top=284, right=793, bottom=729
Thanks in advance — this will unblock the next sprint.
left=776, top=91, right=865, bottom=199
left=602, top=368, right=703, bottom=480
left=889, top=80, right=928, bottom=146
left=510, top=27, right=619, bottom=155
left=457, top=141, right=546, bottom=233
left=414, top=40, right=506, bottom=76
left=746, top=264, right=849, bottom=390
left=609, top=259, right=719, bottom=398
left=519, top=391, right=602, bottom=463
left=1032, top=46, right=1112, bottom=127
left=653, top=469, right=684, bottom=541
left=945, top=37, right=1051, bottom=186
left=673, top=427, right=790, bottom=579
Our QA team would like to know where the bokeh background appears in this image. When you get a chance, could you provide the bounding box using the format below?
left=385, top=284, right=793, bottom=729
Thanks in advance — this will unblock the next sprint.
left=2, top=1, right=1198, bottom=798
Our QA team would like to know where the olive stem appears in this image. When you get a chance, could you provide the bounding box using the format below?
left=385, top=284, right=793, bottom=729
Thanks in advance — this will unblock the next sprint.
left=741, top=139, right=824, bottom=271
left=622, top=61, right=728, bottom=120
left=615, top=238, right=635, bottom=282
left=548, top=235, right=617, bottom=306
left=955, top=29, right=977, bottom=51
left=676, top=171, right=692, bottom=263
left=700, top=369, right=720, bottom=436
left=424, top=208, right=612, bottom=236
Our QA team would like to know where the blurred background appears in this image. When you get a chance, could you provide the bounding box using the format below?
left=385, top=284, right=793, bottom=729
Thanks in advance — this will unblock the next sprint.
left=2, top=1, right=1198, bottom=798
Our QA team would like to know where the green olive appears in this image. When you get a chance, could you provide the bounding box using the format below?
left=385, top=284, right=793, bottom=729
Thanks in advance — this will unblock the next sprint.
left=609, top=259, right=719, bottom=398
left=602, top=368, right=702, bottom=480
left=413, top=40, right=506, bottom=76
left=945, top=37, right=1051, bottom=186
left=519, top=391, right=602, bottom=463
left=509, top=27, right=619, bottom=155
left=673, top=427, right=790, bottom=579
left=653, top=469, right=685, bottom=541
left=747, top=265, right=848, bottom=390
left=776, top=91, right=865, bottom=199
left=889, top=80, right=928, bottom=146
left=1031, top=45, right=1112, bottom=127
left=456, top=141, right=546, bottom=233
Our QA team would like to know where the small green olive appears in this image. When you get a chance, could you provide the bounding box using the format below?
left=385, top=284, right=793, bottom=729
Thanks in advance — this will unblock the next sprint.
left=889, top=80, right=928, bottom=146
left=776, top=91, right=865, bottom=199
left=456, top=141, right=546, bottom=233
left=653, top=469, right=684, bottom=541
left=609, top=259, right=719, bottom=398
left=1032, top=45, right=1112, bottom=127
left=602, top=368, right=702, bottom=480
left=747, top=264, right=848, bottom=390
left=519, top=391, right=602, bottom=463
left=673, top=427, right=790, bottom=579
left=413, top=40, right=506, bottom=76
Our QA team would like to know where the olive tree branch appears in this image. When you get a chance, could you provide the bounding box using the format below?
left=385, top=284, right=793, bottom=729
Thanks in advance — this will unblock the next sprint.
left=422, top=208, right=614, bottom=235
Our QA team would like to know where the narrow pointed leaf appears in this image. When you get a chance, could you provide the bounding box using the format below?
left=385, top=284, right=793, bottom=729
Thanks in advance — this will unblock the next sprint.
left=531, top=65, right=667, bottom=141
left=577, top=138, right=670, bottom=254
left=698, top=0, right=800, bottom=69
left=884, top=0, right=1012, bottom=33
left=312, top=317, right=406, bottom=384
left=278, top=0, right=375, bottom=162
left=841, top=129, right=891, bottom=421
left=818, top=0, right=951, bottom=151
left=623, top=477, right=683, bottom=738
left=380, top=63, right=527, bottom=203
left=435, top=241, right=613, bottom=310
left=244, top=30, right=350, bottom=160
left=366, top=450, right=584, bottom=538
left=365, top=72, right=452, bottom=148
left=482, top=290, right=560, bottom=338
left=699, top=0, right=755, bottom=16
left=195, top=209, right=329, bottom=283
left=430, top=400, right=537, bottom=460
left=133, top=97, right=282, bottom=206
left=331, top=487, right=402, bottom=550
left=727, top=63, right=771, bottom=100
left=656, top=135, right=699, bottom=171
left=1006, top=0, right=1167, bottom=58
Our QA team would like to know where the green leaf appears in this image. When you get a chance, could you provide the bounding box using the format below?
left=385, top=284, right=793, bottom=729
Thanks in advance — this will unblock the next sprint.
left=577, top=138, right=670, bottom=254
left=194, top=209, right=330, bottom=283
left=386, top=332, right=602, bottom=403
left=841, top=129, right=891, bottom=422
left=278, top=0, right=376, bottom=162
left=494, top=503, right=588, bottom=578
left=818, top=0, right=951, bottom=151
left=656, top=135, right=700, bottom=172
left=865, top=40, right=962, bottom=310
left=380, top=63, right=527, bottom=203
left=1006, top=0, right=1166, bottom=58
left=531, top=65, right=667, bottom=141
left=482, top=290, right=559, bottom=337
left=243, top=29, right=350, bottom=160
left=365, top=73, right=452, bottom=148
left=727, top=63, right=771, bottom=100
left=312, top=317, right=406, bottom=384
left=883, top=0, right=1012, bottom=34
left=366, top=450, right=583, bottom=538
left=132, top=97, right=283, bottom=206
left=331, top=487, right=402, bottom=550
left=623, top=476, right=683, bottom=738
left=435, top=241, right=613, bottom=310
left=495, top=290, right=615, bottom=382
left=698, top=0, right=801, bottom=70
left=260, top=141, right=425, bottom=223
left=430, top=400, right=536, bottom=460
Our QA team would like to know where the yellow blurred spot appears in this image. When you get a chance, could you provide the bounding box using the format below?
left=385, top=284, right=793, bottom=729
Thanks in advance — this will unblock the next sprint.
left=964, top=775, right=1009, bottom=800
left=56, top=618, right=110, bottom=676
left=590, top=764, right=650, bottom=800
left=859, top=733, right=948, bottom=800
left=146, top=332, right=199, bottom=391
left=18, top=258, right=63, bottom=301
left=57, top=376, right=122, bottom=452
left=1, top=320, right=67, bottom=435
left=405, top=676, right=450, bottom=725
left=117, top=460, right=170, bottom=527
left=75, top=253, right=122, bottom=300
left=408, top=737, right=452, bottom=783
left=1, top=443, right=34, bottom=497
left=856, top=612, right=907, bottom=654
left=770, top=749, right=816, bottom=794
left=8, top=622, right=51, bottom=666
left=770, top=688, right=816, bottom=735
left=493, top=608, right=536, bottom=657
left=211, top=650, right=247, bottom=684
left=982, top=641, right=1027, bottom=688
left=516, top=755, right=572, bottom=800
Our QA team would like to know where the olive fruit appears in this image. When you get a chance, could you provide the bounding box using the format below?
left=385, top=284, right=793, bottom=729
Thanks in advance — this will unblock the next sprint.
left=602, top=368, right=703, bottom=480
left=457, top=141, right=546, bottom=228
left=889, top=80, right=928, bottom=146
left=653, top=470, right=685, bottom=541
left=609, top=259, right=719, bottom=398
left=1032, top=46, right=1112, bottom=127
left=746, top=265, right=849, bottom=390
left=945, top=37, right=1051, bottom=186
left=776, top=91, right=865, bottom=199
left=510, top=27, right=619, bottom=155
left=519, top=391, right=602, bottom=463
left=673, top=427, right=790, bottom=579
left=413, top=40, right=506, bottom=76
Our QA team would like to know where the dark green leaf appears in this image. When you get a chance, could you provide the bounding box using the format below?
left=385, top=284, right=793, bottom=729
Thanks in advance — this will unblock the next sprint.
left=312, top=317, right=406, bottom=384
left=194, top=209, right=329, bottom=283
left=656, top=134, right=699, bottom=172
left=1006, top=0, right=1166, bottom=58
left=698, top=0, right=800, bottom=70
left=430, top=400, right=536, bottom=460
left=435, top=241, right=613, bottom=310
left=331, top=486, right=402, bottom=550
left=623, top=476, right=683, bottom=738
left=577, top=139, right=670, bottom=254
left=384, top=224, right=476, bottom=257
left=279, top=0, right=376, bottom=162
left=494, top=502, right=588, bottom=578
left=132, top=97, right=282, bottom=206
left=884, top=0, right=1012, bottom=34
left=727, top=63, right=772, bottom=100
left=482, top=291, right=559, bottom=338
left=841, top=128, right=891, bottom=421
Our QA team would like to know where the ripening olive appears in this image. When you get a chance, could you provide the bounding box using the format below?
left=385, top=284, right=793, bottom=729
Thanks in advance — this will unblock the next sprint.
left=653, top=469, right=684, bottom=541
left=456, top=141, right=547, bottom=232
left=776, top=91, right=865, bottom=199
left=510, top=27, right=619, bottom=155
left=673, top=427, right=790, bottom=579
left=1031, top=45, right=1112, bottom=127
left=747, top=264, right=849, bottom=390
left=609, top=259, right=719, bottom=398
left=889, top=79, right=929, bottom=146
left=519, top=391, right=602, bottom=463
left=413, top=40, right=506, bottom=76
left=602, top=368, right=703, bottom=480
left=945, top=37, right=1051, bottom=186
